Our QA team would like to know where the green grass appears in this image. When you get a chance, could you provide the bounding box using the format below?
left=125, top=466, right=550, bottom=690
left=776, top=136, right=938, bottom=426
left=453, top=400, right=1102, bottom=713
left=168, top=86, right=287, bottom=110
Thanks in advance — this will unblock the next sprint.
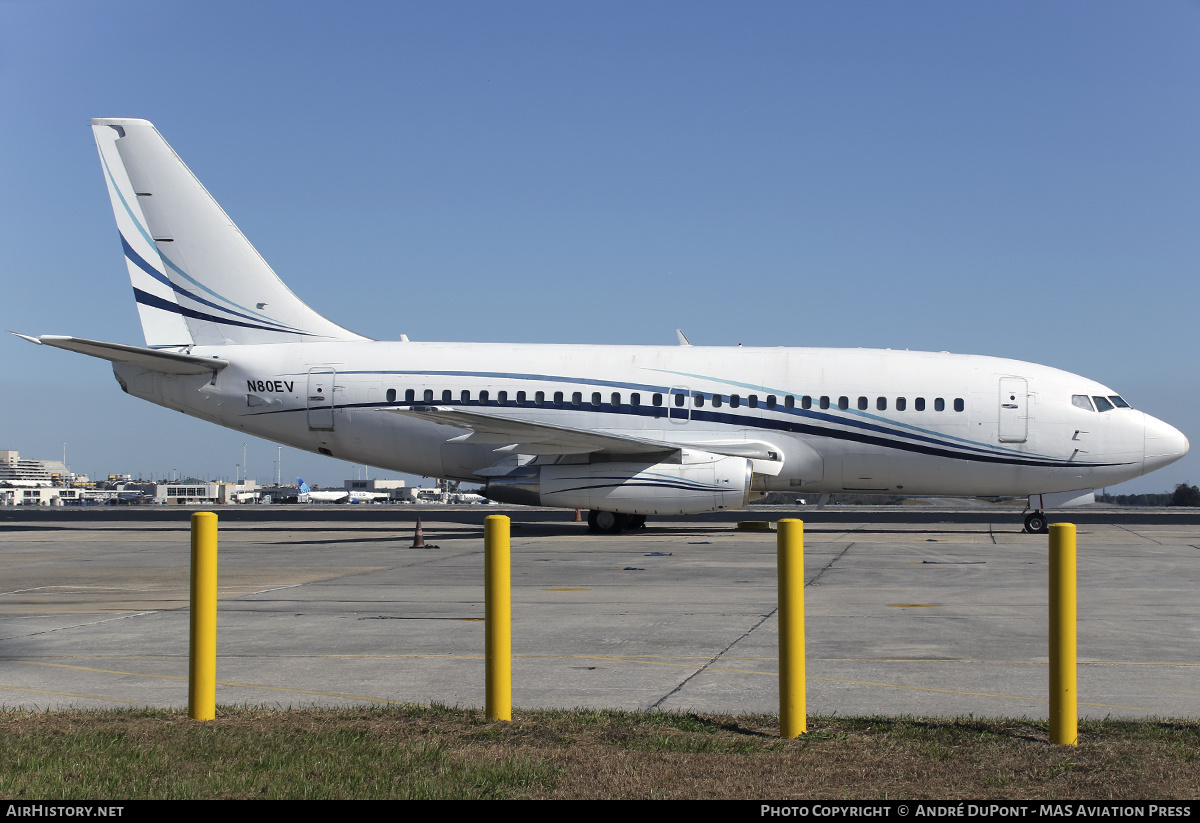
left=2, top=707, right=1198, bottom=800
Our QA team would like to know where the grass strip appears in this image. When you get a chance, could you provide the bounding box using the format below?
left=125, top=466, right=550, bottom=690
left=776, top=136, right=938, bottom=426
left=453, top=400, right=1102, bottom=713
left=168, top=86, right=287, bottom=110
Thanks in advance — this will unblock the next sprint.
left=1, top=706, right=1197, bottom=799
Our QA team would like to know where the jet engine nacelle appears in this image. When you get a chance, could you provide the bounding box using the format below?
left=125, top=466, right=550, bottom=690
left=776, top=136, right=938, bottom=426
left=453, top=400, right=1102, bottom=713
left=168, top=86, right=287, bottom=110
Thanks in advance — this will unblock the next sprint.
left=485, top=450, right=755, bottom=515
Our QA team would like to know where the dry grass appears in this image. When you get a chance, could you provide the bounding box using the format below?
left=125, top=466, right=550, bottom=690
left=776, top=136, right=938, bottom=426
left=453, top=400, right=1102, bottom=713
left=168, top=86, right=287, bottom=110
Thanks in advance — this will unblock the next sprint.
left=1, top=706, right=1197, bottom=799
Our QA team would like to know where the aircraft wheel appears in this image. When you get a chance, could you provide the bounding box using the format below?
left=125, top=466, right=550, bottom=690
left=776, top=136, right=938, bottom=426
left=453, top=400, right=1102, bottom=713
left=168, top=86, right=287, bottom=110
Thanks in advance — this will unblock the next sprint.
left=588, top=510, right=625, bottom=534
left=1024, top=511, right=1049, bottom=534
left=626, top=514, right=647, bottom=530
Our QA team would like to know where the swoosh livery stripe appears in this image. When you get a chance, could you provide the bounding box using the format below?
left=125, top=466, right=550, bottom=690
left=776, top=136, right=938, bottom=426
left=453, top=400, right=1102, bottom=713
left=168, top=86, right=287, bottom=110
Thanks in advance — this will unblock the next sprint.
left=133, top=288, right=316, bottom=335
left=272, top=368, right=1066, bottom=465
left=121, top=235, right=299, bottom=331
left=245, top=394, right=1130, bottom=470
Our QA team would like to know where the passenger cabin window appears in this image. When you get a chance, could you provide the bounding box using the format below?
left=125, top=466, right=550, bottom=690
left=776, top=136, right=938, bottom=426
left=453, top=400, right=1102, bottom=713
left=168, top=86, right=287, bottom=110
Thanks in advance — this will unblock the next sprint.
left=1093, top=396, right=1115, bottom=412
left=461, top=390, right=470, bottom=404
left=517, top=391, right=527, bottom=405
left=498, top=390, right=508, bottom=405
left=553, top=391, right=564, bottom=406
left=838, top=396, right=849, bottom=410
left=571, top=391, right=582, bottom=407
left=674, top=394, right=686, bottom=407
left=386, top=389, right=396, bottom=403
left=857, top=396, right=868, bottom=411
left=896, top=397, right=906, bottom=411
left=785, top=395, right=795, bottom=409
left=766, top=395, right=777, bottom=409
left=877, top=397, right=887, bottom=411
left=424, top=389, right=434, bottom=403
left=652, top=393, right=662, bottom=406
left=631, top=392, right=641, bottom=407
left=730, top=394, right=740, bottom=408
left=935, top=398, right=945, bottom=411
left=405, top=389, right=415, bottom=403
left=441, top=389, right=452, bottom=403
left=608, top=392, right=618, bottom=406
left=712, top=394, right=722, bottom=408
left=819, top=396, right=829, bottom=410
left=479, top=390, right=489, bottom=404
left=748, top=395, right=758, bottom=408
left=915, top=397, right=926, bottom=411
left=801, top=396, right=811, bottom=410
left=535, top=391, right=545, bottom=406
left=694, top=393, right=705, bottom=408
left=954, top=398, right=964, bottom=412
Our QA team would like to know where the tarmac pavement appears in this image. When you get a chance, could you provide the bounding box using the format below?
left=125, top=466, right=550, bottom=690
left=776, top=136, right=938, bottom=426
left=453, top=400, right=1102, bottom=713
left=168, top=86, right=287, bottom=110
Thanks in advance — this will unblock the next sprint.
left=1, top=507, right=1197, bottom=719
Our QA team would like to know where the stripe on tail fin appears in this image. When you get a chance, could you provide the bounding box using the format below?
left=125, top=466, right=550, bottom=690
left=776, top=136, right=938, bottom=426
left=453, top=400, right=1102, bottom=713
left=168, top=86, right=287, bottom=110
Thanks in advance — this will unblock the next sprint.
left=92, top=118, right=371, bottom=347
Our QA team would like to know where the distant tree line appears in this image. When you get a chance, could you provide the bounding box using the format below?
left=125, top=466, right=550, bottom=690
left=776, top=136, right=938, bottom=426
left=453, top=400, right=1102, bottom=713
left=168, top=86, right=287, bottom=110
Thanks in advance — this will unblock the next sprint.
left=1096, top=482, right=1200, bottom=507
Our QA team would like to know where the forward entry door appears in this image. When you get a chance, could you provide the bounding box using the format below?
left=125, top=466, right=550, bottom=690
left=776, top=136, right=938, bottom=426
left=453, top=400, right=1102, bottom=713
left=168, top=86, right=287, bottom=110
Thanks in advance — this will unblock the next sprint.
left=307, top=367, right=335, bottom=431
left=998, top=377, right=1028, bottom=443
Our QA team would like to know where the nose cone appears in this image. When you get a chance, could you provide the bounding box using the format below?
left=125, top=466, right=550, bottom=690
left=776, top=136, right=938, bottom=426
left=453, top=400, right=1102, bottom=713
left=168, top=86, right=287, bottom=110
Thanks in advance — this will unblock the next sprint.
left=1144, top=413, right=1190, bottom=473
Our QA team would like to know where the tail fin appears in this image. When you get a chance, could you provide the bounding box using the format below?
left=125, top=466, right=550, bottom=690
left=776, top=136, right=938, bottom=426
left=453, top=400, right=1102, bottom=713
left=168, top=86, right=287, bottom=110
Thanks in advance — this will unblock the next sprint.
left=92, top=119, right=370, bottom=347
left=298, top=478, right=312, bottom=494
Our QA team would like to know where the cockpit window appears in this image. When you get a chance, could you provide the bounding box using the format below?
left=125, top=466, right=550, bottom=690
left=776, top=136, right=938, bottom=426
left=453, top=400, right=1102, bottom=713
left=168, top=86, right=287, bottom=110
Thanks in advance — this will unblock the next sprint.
left=1109, top=395, right=1131, bottom=409
left=1072, top=395, right=1094, bottom=412
left=1092, top=396, right=1115, bottom=412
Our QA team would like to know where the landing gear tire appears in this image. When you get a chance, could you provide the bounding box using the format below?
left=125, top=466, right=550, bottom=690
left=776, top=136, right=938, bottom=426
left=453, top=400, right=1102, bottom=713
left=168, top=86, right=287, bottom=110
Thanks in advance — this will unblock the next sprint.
left=1024, top=511, right=1049, bottom=534
left=588, top=510, right=625, bottom=534
left=626, top=514, right=647, bottom=530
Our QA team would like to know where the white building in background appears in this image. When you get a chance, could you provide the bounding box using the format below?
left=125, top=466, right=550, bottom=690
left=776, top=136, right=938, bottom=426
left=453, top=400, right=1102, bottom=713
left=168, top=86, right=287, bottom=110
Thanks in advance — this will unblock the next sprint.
left=0, top=450, right=86, bottom=485
left=153, top=480, right=258, bottom=505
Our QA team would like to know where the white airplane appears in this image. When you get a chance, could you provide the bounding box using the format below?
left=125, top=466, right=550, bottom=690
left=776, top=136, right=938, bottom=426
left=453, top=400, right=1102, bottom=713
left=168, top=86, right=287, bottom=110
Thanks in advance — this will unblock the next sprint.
left=295, top=478, right=387, bottom=504
left=16, top=119, right=1190, bottom=533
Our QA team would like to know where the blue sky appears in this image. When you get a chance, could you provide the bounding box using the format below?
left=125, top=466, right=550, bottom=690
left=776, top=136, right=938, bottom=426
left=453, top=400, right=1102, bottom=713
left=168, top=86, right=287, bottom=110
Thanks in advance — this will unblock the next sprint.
left=2, top=1, right=1197, bottom=492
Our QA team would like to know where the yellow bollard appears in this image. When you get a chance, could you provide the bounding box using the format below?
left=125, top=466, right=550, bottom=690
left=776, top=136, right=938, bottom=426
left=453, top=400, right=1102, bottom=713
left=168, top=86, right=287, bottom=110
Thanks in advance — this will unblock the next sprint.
left=485, top=515, right=512, bottom=721
left=1049, top=522, right=1078, bottom=746
left=188, top=512, right=218, bottom=721
left=777, top=518, right=806, bottom=738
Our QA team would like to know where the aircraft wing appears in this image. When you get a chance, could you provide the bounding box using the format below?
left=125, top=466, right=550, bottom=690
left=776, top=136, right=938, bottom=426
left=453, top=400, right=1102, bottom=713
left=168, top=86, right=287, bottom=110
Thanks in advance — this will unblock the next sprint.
left=13, top=334, right=228, bottom=375
left=383, top=406, right=678, bottom=457
left=382, top=406, right=781, bottom=461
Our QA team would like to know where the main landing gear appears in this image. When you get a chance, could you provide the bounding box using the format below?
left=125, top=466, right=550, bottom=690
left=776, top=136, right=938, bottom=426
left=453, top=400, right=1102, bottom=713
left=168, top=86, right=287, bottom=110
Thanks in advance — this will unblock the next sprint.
left=1023, top=510, right=1049, bottom=534
left=587, top=510, right=647, bottom=534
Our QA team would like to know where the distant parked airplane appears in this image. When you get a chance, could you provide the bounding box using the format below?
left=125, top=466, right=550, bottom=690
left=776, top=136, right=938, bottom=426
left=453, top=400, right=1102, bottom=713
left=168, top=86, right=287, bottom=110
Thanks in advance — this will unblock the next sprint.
left=17, top=119, right=1189, bottom=533
left=296, top=478, right=387, bottom=504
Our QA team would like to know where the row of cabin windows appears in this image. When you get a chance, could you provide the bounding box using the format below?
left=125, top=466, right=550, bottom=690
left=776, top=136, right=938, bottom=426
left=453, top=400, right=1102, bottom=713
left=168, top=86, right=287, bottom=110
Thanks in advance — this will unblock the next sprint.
left=382, top=388, right=966, bottom=413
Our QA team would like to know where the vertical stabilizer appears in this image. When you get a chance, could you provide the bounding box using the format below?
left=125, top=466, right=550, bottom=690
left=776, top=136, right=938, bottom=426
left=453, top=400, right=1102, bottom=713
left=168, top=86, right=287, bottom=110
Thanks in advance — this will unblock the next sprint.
left=94, top=122, right=192, bottom=347
left=91, top=119, right=370, bottom=346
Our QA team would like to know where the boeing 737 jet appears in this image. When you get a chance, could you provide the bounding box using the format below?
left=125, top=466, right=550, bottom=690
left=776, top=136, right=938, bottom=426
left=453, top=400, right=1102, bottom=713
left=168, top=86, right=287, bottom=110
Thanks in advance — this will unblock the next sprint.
left=16, top=119, right=1190, bottom=533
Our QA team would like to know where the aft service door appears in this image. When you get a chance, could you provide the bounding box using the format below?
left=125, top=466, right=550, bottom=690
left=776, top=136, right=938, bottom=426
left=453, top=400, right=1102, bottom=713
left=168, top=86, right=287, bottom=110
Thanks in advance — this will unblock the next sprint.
left=998, top=377, right=1028, bottom=443
left=307, top=367, right=335, bottom=431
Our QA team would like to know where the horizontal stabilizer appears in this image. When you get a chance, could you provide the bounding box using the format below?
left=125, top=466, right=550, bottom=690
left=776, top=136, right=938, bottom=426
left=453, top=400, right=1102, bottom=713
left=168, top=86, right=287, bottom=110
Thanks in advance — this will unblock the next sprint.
left=13, top=334, right=228, bottom=375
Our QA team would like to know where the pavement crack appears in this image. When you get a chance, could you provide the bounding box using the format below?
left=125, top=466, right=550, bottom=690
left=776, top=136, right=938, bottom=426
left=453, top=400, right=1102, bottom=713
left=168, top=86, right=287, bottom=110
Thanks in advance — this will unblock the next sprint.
left=649, top=608, right=777, bottom=710
left=808, top=542, right=853, bottom=587
left=1114, top=523, right=1162, bottom=545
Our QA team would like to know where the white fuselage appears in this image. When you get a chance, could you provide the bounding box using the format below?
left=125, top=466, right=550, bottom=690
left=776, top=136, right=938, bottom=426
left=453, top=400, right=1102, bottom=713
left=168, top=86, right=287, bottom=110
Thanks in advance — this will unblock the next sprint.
left=111, top=340, right=1184, bottom=499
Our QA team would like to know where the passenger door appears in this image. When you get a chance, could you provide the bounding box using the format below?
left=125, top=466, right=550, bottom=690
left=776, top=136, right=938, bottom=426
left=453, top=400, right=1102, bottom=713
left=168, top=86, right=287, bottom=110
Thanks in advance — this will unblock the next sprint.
left=307, top=367, right=335, bottom=431
left=998, top=377, right=1028, bottom=443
